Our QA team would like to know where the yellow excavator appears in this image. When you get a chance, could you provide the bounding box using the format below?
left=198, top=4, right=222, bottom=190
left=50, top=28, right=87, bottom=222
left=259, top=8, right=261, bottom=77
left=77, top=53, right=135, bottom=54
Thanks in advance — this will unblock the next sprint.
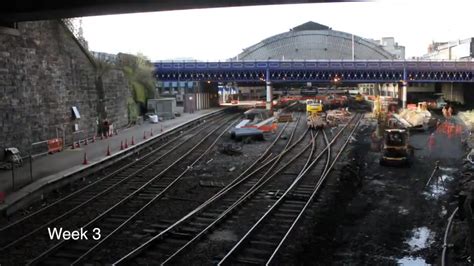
left=306, top=99, right=323, bottom=116
left=379, top=129, right=413, bottom=166
left=306, top=99, right=326, bottom=129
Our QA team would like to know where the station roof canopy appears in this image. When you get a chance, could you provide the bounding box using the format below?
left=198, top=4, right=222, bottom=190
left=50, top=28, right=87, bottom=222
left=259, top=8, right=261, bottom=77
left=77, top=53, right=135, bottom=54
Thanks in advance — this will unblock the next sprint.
left=1, top=0, right=362, bottom=24
left=236, top=21, right=396, bottom=60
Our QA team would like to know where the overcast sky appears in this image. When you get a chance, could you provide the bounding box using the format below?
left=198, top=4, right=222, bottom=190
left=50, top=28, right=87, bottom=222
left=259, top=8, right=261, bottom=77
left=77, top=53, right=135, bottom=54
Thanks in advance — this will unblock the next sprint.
left=80, top=0, right=474, bottom=61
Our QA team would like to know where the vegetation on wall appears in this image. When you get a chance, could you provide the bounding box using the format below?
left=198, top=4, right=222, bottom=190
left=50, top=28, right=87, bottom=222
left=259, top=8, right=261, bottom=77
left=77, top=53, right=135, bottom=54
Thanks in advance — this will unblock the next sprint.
left=118, top=53, right=156, bottom=118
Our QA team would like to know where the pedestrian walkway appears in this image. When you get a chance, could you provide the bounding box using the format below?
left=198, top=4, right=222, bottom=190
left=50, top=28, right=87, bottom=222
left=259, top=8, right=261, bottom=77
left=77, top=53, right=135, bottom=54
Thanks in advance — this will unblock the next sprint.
left=0, top=108, right=222, bottom=206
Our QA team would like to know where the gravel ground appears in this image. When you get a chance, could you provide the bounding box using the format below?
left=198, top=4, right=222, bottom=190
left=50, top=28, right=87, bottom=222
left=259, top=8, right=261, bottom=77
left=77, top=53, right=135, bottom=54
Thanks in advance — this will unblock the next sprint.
left=278, top=114, right=466, bottom=265
left=3, top=109, right=469, bottom=265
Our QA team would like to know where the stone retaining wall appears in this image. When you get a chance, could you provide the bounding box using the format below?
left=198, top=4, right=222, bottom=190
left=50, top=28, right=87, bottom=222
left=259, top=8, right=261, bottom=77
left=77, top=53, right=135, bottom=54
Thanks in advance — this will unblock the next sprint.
left=0, top=20, right=130, bottom=156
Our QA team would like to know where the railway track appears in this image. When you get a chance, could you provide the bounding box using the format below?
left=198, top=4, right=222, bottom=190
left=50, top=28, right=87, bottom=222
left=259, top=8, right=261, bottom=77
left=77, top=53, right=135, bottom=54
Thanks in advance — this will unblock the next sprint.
left=0, top=111, right=235, bottom=265
left=26, top=114, right=239, bottom=266
left=112, top=114, right=317, bottom=265
left=49, top=113, right=304, bottom=265
left=217, top=113, right=363, bottom=265
left=114, top=112, right=362, bottom=265
left=0, top=111, right=230, bottom=229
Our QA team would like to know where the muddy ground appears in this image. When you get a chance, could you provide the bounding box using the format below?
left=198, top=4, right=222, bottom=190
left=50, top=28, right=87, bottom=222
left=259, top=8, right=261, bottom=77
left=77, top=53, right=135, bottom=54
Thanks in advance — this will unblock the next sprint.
left=284, top=114, right=468, bottom=265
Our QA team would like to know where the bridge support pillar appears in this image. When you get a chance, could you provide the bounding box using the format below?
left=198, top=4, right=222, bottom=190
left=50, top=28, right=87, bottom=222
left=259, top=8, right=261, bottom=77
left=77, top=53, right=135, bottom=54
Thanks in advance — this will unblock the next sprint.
left=402, top=80, right=407, bottom=109
left=265, top=69, right=272, bottom=112
left=266, top=81, right=273, bottom=111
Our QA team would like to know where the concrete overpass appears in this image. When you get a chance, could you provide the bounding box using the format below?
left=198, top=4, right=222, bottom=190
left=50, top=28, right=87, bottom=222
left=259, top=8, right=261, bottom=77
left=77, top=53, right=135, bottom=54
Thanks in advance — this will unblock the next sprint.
left=1, top=0, right=360, bottom=24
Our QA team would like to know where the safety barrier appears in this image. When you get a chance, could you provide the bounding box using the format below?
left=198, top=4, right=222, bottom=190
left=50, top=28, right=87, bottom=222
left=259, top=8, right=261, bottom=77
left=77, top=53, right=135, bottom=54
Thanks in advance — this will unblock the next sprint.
left=47, top=138, right=63, bottom=154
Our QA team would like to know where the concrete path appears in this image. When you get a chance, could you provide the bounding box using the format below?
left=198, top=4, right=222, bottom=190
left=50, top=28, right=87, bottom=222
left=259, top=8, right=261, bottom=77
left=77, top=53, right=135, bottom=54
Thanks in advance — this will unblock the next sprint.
left=0, top=108, right=221, bottom=199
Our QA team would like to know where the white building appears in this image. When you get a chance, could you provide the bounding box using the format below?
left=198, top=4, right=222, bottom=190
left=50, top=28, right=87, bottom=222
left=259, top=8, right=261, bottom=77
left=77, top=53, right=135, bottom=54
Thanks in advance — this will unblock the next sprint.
left=368, top=37, right=406, bottom=60
left=422, top=38, right=474, bottom=60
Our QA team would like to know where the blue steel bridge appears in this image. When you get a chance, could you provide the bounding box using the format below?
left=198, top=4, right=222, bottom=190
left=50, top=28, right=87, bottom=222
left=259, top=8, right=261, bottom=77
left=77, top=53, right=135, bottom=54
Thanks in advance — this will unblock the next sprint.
left=154, top=60, right=474, bottom=83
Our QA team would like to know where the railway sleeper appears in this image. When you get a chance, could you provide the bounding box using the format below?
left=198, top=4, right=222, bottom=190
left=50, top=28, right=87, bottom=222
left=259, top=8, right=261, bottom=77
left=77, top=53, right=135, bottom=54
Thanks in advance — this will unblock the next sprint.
left=176, top=225, right=201, bottom=234
left=195, top=216, right=221, bottom=224
left=281, top=200, right=305, bottom=207
left=293, top=187, right=314, bottom=193
left=274, top=212, right=297, bottom=219
left=142, top=228, right=158, bottom=234
left=161, top=237, right=189, bottom=246
left=286, top=193, right=310, bottom=201
left=154, top=180, right=174, bottom=187
left=255, top=233, right=282, bottom=242
left=200, top=211, right=220, bottom=218
left=103, top=217, right=127, bottom=224
left=249, top=240, right=275, bottom=249
left=108, top=214, right=132, bottom=219
left=54, top=250, right=84, bottom=259
left=150, top=223, right=172, bottom=230
left=279, top=207, right=302, bottom=214
left=269, top=217, right=294, bottom=227
left=131, top=233, right=148, bottom=239
left=222, top=197, right=243, bottom=203
left=236, top=251, right=268, bottom=264
left=136, top=194, right=156, bottom=200
left=168, top=230, right=193, bottom=239
left=40, top=257, right=75, bottom=265
left=280, top=171, right=301, bottom=176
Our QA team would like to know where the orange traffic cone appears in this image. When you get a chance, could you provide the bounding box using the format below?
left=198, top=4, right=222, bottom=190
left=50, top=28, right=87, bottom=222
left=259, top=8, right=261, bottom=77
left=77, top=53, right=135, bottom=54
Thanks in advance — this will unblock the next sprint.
left=83, top=152, right=88, bottom=165
left=106, top=145, right=111, bottom=156
left=131, top=136, right=135, bottom=145
left=125, top=139, right=128, bottom=149
left=120, top=141, right=124, bottom=150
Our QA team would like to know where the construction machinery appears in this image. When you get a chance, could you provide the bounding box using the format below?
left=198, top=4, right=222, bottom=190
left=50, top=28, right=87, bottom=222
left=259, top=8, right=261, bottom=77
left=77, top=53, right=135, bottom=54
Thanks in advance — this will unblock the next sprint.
left=355, top=93, right=364, bottom=102
left=306, top=99, right=327, bottom=129
left=306, top=99, right=323, bottom=116
left=379, top=129, right=413, bottom=166
left=307, top=112, right=327, bottom=129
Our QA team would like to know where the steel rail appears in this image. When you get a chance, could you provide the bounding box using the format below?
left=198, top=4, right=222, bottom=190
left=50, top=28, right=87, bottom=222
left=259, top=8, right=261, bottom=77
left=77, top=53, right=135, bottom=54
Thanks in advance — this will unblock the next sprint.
left=113, top=115, right=310, bottom=265
left=78, top=115, right=299, bottom=265
left=441, top=207, right=459, bottom=266
left=0, top=110, right=224, bottom=234
left=266, top=113, right=363, bottom=265
left=0, top=112, right=228, bottom=251
left=70, top=116, right=241, bottom=265
left=26, top=115, right=238, bottom=265
left=218, top=113, right=362, bottom=265
left=160, top=129, right=318, bottom=265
